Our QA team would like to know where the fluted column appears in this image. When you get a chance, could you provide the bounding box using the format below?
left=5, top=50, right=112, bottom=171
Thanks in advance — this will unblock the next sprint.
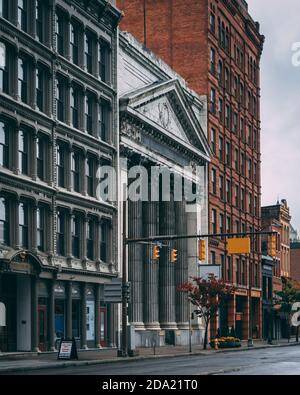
left=175, top=200, right=189, bottom=329
left=128, top=199, right=144, bottom=330
left=143, top=200, right=160, bottom=329
left=159, top=193, right=177, bottom=329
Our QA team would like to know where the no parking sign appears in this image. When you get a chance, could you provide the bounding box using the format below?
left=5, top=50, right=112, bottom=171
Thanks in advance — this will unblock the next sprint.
left=0, top=303, right=6, bottom=327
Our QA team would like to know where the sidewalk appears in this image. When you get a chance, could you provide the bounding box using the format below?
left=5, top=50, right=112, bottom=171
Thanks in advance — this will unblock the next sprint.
left=0, top=339, right=299, bottom=374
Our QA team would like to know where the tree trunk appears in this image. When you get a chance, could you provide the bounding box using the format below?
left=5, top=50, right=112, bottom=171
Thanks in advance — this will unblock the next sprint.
left=203, top=319, right=209, bottom=350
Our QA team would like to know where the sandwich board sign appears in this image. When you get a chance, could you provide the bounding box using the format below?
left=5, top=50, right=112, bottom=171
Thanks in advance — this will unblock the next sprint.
left=0, top=303, right=6, bottom=327
left=57, top=338, right=78, bottom=360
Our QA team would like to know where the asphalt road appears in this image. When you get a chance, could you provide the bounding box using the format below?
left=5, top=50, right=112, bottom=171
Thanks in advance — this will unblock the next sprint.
left=7, top=346, right=300, bottom=375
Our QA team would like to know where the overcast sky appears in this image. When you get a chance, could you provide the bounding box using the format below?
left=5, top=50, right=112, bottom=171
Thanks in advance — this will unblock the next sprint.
left=247, top=0, right=300, bottom=230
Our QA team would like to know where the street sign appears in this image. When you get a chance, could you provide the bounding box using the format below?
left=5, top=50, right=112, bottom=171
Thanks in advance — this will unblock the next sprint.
left=0, top=303, right=6, bottom=326
left=227, top=237, right=251, bottom=255
left=104, top=279, right=123, bottom=303
left=199, top=264, right=221, bottom=280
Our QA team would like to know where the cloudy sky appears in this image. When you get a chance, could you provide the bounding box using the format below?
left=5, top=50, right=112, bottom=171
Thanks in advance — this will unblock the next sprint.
left=247, top=0, right=300, bottom=230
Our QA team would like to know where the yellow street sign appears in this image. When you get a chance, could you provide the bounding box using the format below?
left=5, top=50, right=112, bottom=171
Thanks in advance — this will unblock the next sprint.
left=227, top=237, right=251, bottom=255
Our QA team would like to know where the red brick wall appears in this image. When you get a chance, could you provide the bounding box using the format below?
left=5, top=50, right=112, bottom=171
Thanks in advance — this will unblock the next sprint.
left=118, top=0, right=209, bottom=94
left=291, top=244, right=300, bottom=282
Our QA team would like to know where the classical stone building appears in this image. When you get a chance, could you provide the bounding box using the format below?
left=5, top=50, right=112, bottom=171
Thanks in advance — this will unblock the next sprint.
left=118, top=32, right=210, bottom=347
left=0, top=0, right=121, bottom=352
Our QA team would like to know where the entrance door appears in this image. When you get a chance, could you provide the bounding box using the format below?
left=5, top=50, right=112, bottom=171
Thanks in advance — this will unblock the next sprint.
left=38, top=305, right=47, bottom=351
left=100, top=307, right=107, bottom=347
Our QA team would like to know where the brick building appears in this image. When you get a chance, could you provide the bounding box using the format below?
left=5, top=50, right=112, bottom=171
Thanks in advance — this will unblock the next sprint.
left=262, top=200, right=292, bottom=339
left=117, top=0, right=264, bottom=340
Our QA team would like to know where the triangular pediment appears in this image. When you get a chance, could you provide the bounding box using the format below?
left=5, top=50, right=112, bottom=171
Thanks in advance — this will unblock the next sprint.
left=136, top=95, right=190, bottom=143
left=120, top=79, right=211, bottom=161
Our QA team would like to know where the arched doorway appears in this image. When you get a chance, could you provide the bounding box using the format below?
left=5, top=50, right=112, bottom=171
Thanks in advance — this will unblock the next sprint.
left=0, top=251, right=42, bottom=352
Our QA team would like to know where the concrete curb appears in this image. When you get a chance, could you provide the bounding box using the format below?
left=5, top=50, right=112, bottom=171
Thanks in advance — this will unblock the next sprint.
left=0, top=342, right=300, bottom=374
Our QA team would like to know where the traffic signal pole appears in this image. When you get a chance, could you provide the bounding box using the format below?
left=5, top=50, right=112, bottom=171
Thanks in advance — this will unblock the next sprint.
left=120, top=229, right=277, bottom=357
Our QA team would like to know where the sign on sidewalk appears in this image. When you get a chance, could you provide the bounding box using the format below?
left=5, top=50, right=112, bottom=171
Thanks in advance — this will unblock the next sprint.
left=57, top=338, right=78, bottom=360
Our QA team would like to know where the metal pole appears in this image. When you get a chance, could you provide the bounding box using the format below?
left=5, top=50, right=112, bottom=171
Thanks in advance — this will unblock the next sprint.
left=143, top=0, right=147, bottom=46
left=126, top=231, right=277, bottom=245
left=121, top=200, right=128, bottom=357
left=248, top=253, right=253, bottom=347
left=189, top=301, right=192, bottom=353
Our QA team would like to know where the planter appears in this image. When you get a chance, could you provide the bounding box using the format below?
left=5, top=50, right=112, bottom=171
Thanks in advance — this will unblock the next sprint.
left=210, top=338, right=241, bottom=349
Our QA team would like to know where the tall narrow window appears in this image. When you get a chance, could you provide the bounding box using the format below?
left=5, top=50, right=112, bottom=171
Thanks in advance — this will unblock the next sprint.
left=210, top=47, right=215, bottom=74
left=36, top=0, right=44, bottom=43
left=37, top=135, right=45, bottom=181
left=99, top=40, right=110, bottom=83
left=71, top=215, right=80, bottom=258
left=85, top=33, right=93, bottom=74
left=18, top=57, right=29, bottom=104
left=87, top=219, right=94, bottom=260
left=210, top=88, right=216, bottom=114
left=0, top=120, right=9, bottom=168
left=0, top=42, right=8, bottom=94
left=100, top=221, right=109, bottom=262
left=56, top=78, right=65, bottom=122
left=0, top=197, right=9, bottom=245
left=19, top=202, right=29, bottom=248
left=56, top=210, right=65, bottom=256
left=71, top=151, right=80, bottom=192
left=99, top=100, right=110, bottom=141
left=57, top=143, right=65, bottom=188
left=71, top=86, right=79, bottom=129
left=36, top=66, right=44, bottom=112
left=0, top=0, right=9, bottom=19
left=18, top=0, right=27, bottom=32
left=85, top=95, right=93, bottom=134
left=56, top=12, right=64, bottom=55
left=70, top=22, right=79, bottom=65
left=211, top=209, right=217, bottom=234
left=19, top=129, right=29, bottom=175
left=37, top=206, right=45, bottom=251
left=87, top=156, right=95, bottom=197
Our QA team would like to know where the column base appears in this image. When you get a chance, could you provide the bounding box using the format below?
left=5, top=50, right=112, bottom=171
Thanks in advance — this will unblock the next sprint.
left=81, top=345, right=88, bottom=350
left=160, top=322, right=178, bottom=330
left=131, top=322, right=146, bottom=330
left=177, top=322, right=190, bottom=330
left=96, top=344, right=103, bottom=349
left=144, top=322, right=161, bottom=330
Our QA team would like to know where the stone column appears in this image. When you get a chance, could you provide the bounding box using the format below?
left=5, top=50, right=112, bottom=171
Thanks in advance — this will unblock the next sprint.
left=31, top=276, right=39, bottom=352
left=95, top=284, right=101, bottom=348
left=48, top=280, right=56, bottom=351
left=159, top=194, right=177, bottom=329
left=175, top=200, right=189, bottom=329
left=143, top=200, right=160, bottom=329
left=128, top=199, right=144, bottom=329
left=107, top=304, right=117, bottom=347
left=66, top=282, right=72, bottom=339
left=81, top=283, right=87, bottom=349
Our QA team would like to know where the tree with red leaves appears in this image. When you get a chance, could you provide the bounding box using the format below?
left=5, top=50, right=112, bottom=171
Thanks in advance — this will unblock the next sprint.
left=178, top=274, right=236, bottom=350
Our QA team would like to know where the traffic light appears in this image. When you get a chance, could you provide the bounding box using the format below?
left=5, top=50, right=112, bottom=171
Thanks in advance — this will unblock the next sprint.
left=198, top=239, right=206, bottom=261
left=152, top=244, right=160, bottom=261
left=268, top=234, right=277, bottom=258
left=171, top=248, right=178, bottom=263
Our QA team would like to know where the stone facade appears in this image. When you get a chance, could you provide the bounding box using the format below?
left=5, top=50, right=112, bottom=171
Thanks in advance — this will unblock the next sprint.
left=0, top=0, right=121, bottom=352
